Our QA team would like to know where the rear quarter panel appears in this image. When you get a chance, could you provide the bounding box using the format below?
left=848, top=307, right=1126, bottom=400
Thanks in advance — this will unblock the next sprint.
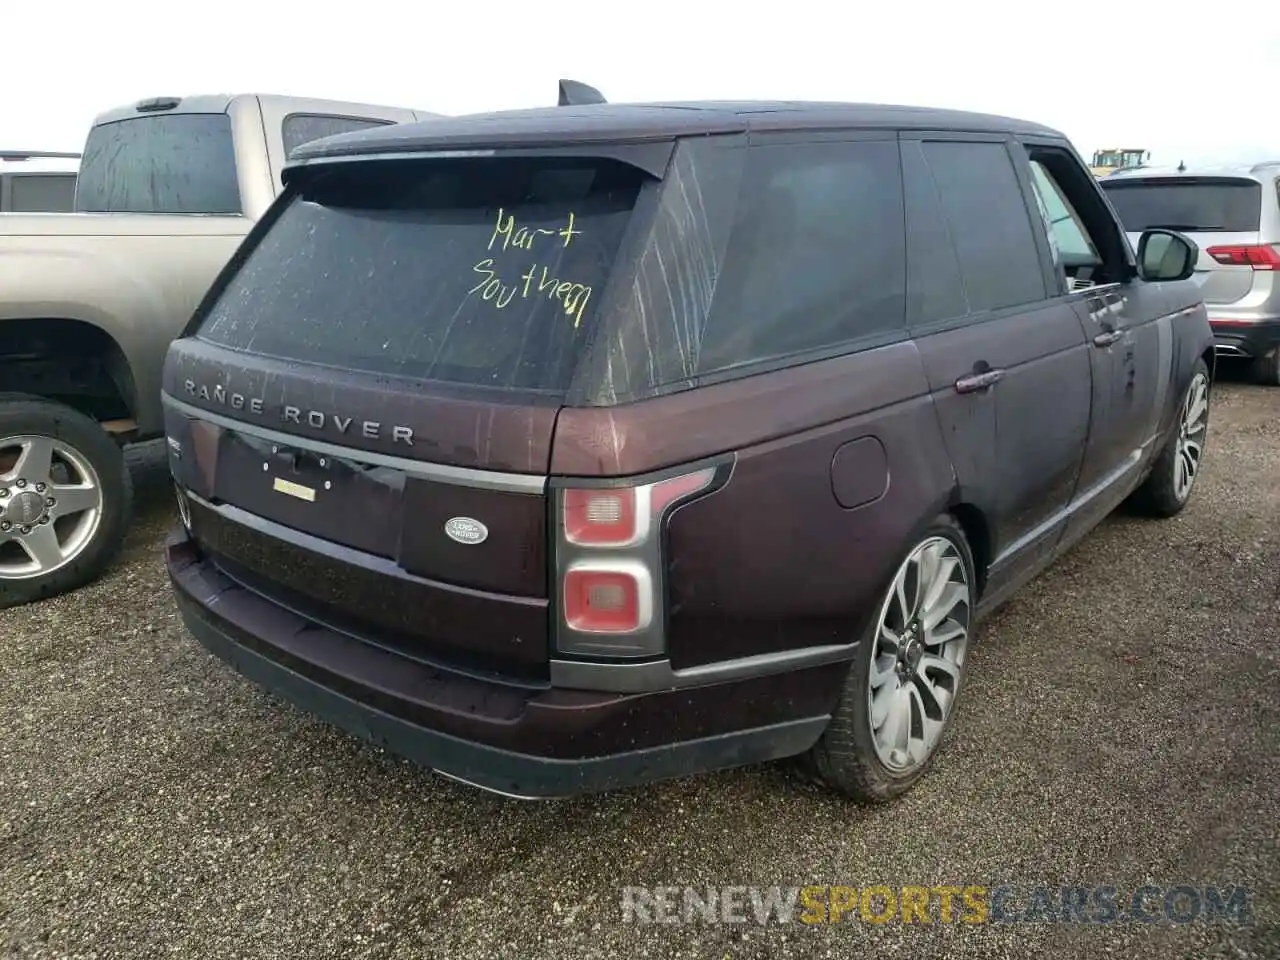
left=552, top=341, right=956, bottom=671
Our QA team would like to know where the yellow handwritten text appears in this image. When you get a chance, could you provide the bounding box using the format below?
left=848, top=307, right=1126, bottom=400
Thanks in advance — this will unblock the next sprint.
left=488, top=207, right=582, bottom=252
left=469, top=259, right=593, bottom=328
left=469, top=207, right=593, bottom=327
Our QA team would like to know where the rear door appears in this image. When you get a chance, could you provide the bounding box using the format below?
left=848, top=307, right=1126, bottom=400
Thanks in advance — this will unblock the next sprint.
left=1101, top=175, right=1264, bottom=307
left=904, top=134, right=1092, bottom=601
left=163, top=152, right=652, bottom=681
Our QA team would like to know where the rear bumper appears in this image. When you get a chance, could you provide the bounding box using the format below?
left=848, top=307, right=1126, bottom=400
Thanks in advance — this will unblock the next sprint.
left=167, top=532, right=841, bottom=798
left=1209, top=317, right=1280, bottom=359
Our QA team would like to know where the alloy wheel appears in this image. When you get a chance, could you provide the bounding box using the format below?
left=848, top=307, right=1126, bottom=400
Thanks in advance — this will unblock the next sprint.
left=867, top=535, right=972, bottom=773
left=0, top=435, right=104, bottom=580
left=1173, top=372, right=1209, bottom=503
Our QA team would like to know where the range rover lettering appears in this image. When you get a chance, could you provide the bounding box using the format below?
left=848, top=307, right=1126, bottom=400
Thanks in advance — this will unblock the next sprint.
left=162, top=83, right=1214, bottom=801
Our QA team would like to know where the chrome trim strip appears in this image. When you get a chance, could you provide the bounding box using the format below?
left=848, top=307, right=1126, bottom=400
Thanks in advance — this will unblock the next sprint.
left=549, top=642, right=857, bottom=694
left=162, top=393, right=546, bottom=494
left=287, top=148, right=498, bottom=169
left=431, top=769, right=561, bottom=801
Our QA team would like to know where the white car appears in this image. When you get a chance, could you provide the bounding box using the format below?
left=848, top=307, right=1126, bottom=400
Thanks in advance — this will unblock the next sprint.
left=0, top=151, right=79, bottom=212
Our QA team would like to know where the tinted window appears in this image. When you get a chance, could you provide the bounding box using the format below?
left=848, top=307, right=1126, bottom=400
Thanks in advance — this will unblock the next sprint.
left=8, top=173, right=77, bottom=212
left=197, top=157, right=643, bottom=394
left=901, top=141, right=968, bottom=325
left=692, top=139, right=906, bottom=375
left=1102, top=178, right=1262, bottom=232
left=75, top=114, right=241, bottom=214
left=282, top=114, right=393, bottom=157
left=918, top=141, right=1047, bottom=312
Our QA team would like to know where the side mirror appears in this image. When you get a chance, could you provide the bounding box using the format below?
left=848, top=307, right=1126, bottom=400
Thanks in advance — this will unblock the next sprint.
left=1136, top=229, right=1198, bottom=282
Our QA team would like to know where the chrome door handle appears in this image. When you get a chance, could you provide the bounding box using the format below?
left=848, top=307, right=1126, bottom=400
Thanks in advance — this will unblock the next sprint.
left=955, top=368, right=1005, bottom=394
left=1093, top=330, right=1123, bottom=348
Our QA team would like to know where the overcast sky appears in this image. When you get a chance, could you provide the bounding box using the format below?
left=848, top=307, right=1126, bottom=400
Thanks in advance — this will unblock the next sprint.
left=8, top=1, right=1279, bottom=168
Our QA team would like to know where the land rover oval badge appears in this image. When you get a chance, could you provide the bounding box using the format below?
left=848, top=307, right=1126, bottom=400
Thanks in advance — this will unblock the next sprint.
left=444, top=516, right=488, bottom=545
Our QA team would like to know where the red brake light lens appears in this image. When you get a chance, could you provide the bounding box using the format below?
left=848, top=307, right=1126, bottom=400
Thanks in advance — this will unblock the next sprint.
left=1206, top=244, right=1280, bottom=270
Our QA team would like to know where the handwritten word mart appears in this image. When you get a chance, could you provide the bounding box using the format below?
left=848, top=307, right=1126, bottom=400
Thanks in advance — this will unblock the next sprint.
left=469, top=209, right=595, bottom=327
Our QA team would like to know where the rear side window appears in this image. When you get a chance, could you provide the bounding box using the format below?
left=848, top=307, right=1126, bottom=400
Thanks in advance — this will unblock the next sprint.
left=8, top=173, right=77, bottom=212
left=915, top=141, right=1047, bottom=314
left=691, top=138, right=906, bottom=375
left=1101, top=178, right=1262, bottom=232
left=282, top=114, right=393, bottom=157
left=75, top=114, right=241, bottom=214
left=196, top=156, right=643, bottom=394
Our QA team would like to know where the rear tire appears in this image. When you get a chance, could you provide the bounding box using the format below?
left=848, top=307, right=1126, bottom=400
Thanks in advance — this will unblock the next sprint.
left=1251, top=347, right=1280, bottom=386
left=1129, top=359, right=1210, bottom=518
left=808, top=514, right=976, bottom=803
left=0, top=395, right=132, bottom=610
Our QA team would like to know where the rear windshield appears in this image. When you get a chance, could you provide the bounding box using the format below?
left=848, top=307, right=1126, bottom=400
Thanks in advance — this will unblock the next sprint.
left=75, top=113, right=241, bottom=214
left=196, top=157, right=644, bottom=393
left=1101, top=177, right=1262, bottom=233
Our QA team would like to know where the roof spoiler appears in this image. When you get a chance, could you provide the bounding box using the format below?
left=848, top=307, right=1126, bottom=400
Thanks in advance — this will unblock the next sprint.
left=558, top=79, right=607, bottom=106
left=0, top=150, right=81, bottom=161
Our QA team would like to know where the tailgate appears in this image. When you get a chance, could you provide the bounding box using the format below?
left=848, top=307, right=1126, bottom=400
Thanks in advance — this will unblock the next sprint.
left=160, top=151, right=649, bottom=680
left=163, top=340, right=555, bottom=680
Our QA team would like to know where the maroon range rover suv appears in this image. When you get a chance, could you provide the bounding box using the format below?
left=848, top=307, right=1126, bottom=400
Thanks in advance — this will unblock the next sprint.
left=161, top=84, right=1215, bottom=802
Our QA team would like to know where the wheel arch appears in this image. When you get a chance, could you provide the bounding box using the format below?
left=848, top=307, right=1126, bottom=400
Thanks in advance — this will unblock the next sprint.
left=0, top=317, right=137, bottom=428
left=946, top=501, right=991, bottom=601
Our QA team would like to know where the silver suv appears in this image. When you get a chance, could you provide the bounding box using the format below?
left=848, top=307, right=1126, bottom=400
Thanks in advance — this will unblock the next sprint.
left=1101, top=161, right=1280, bottom=384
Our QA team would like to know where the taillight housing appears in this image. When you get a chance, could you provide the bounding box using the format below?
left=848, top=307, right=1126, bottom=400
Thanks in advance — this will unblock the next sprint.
left=1206, top=244, right=1280, bottom=270
left=553, top=466, right=720, bottom=659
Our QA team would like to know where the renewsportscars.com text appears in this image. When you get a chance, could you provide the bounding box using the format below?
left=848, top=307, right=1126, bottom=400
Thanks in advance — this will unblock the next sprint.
left=620, top=884, right=1252, bottom=925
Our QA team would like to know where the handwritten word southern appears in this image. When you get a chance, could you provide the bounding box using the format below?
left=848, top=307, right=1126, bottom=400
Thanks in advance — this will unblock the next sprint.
left=468, top=209, right=593, bottom=328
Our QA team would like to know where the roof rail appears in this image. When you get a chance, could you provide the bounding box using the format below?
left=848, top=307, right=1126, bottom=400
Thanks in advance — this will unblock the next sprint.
left=0, top=150, right=81, bottom=161
left=558, top=79, right=607, bottom=106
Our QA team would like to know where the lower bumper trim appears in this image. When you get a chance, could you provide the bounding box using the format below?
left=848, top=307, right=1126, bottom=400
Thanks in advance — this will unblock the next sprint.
left=176, top=589, right=830, bottom=799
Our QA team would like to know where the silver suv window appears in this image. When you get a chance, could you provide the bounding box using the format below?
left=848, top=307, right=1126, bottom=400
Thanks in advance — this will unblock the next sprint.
left=1102, top=177, right=1262, bottom=233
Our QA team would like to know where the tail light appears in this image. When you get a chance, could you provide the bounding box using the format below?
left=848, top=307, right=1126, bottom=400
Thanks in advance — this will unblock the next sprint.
left=554, top=466, right=719, bottom=658
left=1206, top=244, right=1280, bottom=270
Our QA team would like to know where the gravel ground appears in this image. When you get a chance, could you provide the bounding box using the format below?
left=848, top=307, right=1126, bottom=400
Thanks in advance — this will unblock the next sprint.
left=1, top=372, right=1278, bottom=960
